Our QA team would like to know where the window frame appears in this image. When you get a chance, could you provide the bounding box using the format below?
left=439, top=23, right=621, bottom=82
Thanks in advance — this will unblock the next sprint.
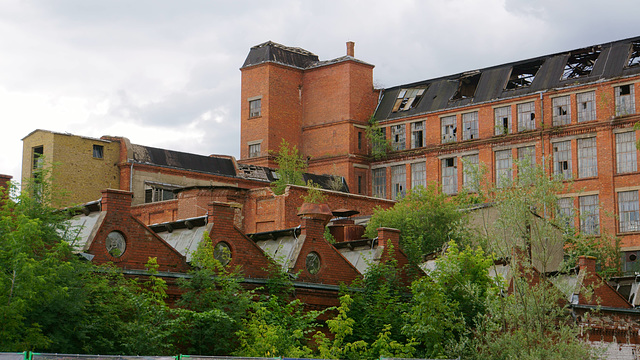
left=553, top=140, right=572, bottom=180
left=411, top=162, right=426, bottom=190
left=391, top=165, right=406, bottom=200
left=441, top=157, right=457, bottom=195
left=462, top=112, right=478, bottom=141
left=579, top=194, right=600, bottom=235
left=615, top=84, right=635, bottom=116
left=441, top=115, right=457, bottom=143
left=411, top=121, right=425, bottom=149
left=552, top=95, right=571, bottom=126
left=249, top=98, right=262, bottom=118
left=618, top=190, right=640, bottom=233
left=494, top=106, right=511, bottom=135
left=577, top=91, right=596, bottom=122
left=577, top=137, right=598, bottom=178
left=391, top=124, right=406, bottom=151
left=616, top=131, right=638, bottom=174
left=517, top=102, right=536, bottom=131
left=495, top=149, right=512, bottom=188
left=372, top=168, right=387, bottom=199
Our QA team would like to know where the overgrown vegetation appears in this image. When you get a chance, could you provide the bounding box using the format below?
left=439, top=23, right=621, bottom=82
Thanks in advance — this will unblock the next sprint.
left=365, top=116, right=389, bottom=160
left=271, top=139, right=306, bottom=195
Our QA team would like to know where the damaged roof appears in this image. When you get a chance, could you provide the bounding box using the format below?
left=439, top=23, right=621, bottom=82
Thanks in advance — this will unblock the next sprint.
left=130, top=144, right=237, bottom=177
left=375, top=36, right=640, bottom=122
left=241, top=41, right=372, bottom=70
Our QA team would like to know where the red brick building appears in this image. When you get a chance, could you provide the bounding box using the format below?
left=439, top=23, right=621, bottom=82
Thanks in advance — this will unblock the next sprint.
left=239, top=36, right=640, bottom=270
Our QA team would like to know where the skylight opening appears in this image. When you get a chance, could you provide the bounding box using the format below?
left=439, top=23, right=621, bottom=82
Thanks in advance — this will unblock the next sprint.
left=561, top=46, right=601, bottom=80
left=627, top=41, right=640, bottom=68
left=392, top=87, right=427, bottom=112
left=450, top=72, right=481, bottom=101
left=505, top=60, right=544, bottom=90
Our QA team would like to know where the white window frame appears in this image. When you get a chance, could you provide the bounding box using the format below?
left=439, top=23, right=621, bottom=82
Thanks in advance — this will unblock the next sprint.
left=462, top=112, right=478, bottom=140
left=577, top=137, right=597, bottom=178
left=619, top=190, right=640, bottom=233
left=494, top=106, right=511, bottom=135
left=495, top=149, right=512, bottom=188
left=616, top=131, right=638, bottom=174
left=517, top=102, right=536, bottom=131
left=577, top=91, right=596, bottom=122
left=391, top=165, right=406, bottom=200
left=552, top=95, right=571, bottom=126
left=615, top=84, right=635, bottom=116
left=441, top=116, right=457, bottom=143
left=553, top=140, right=572, bottom=180
left=579, top=194, right=600, bottom=235
left=441, top=157, right=457, bottom=195
left=411, top=121, right=425, bottom=149
left=411, top=162, right=426, bottom=190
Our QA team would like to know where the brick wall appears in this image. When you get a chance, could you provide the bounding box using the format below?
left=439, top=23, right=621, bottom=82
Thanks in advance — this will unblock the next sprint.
left=88, top=189, right=190, bottom=273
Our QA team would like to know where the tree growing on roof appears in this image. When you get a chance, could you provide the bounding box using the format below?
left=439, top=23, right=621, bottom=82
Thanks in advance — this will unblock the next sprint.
left=364, top=183, right=468, bottom=265
left=271, top=139, right=307, bottom=195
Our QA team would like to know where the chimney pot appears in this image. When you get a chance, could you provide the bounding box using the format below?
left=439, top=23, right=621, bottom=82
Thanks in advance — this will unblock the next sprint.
left=346, top=41, right=355, bottom=57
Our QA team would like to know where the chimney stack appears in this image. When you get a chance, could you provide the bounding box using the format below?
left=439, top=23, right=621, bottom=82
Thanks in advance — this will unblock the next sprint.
left=346, top=41, right=355, bottom=57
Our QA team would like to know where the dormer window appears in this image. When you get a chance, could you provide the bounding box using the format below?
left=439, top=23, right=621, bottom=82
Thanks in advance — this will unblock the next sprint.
left=451, top=72, right=480, bottom=101
left=392, top=87, right=426, bottom=112
left=505, top=60, right=544, bottom=90
left=561, top=46, right=601, bottom=80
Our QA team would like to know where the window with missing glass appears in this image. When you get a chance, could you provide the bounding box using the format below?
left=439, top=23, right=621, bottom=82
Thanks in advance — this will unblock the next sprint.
left=619, top=190, right=640, bottom=233
left=372, top=168, right=386, bottom=198
left=494, top=106, right=511, bottom=135
left=616, top=84, right=635, bottom=116
left=552, top=96, right=571, bottom=126
left=391, top=165, right=406, bottom=200
left=462, top=112, right=478, bottom=140
left=441, top=157, right=457, bottom=195
left=579, top=194, right=600, bottom=235
left=106, top=231, right=126, bottom=258
left=616, top=131, right=638, bottom=174
left=577, top=91, right=596, bottom=122
left=391, top=125, right=406, bottom=151
left=517, top=102, right=536, bottom=131
left=144, top=183, right=178, bottom=203
left=411, top=121, right=425, bottom=148
left=441, top=115, right=457, bottom=143
left=553, top=141, right=572, bottom=180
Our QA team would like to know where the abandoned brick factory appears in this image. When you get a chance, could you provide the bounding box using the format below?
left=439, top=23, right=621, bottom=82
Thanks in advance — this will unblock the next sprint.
left=6, top=35, right=640, bottom=354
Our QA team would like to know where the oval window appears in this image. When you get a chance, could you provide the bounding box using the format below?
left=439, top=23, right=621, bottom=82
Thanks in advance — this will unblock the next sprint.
left=213, top=241, right=232, bottom=266
left=105, top=231, right=126, bottom=257
left=306, top=252, right=321, bottom=274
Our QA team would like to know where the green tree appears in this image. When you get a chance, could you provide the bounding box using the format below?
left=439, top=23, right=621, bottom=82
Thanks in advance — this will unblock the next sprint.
left=271, top=139, right=307, bottom=195
left=364, top=184, right=466, bottom=264
left=365, top=116, right=389, bottom=160
left=403, top=242, right=499, bottom=358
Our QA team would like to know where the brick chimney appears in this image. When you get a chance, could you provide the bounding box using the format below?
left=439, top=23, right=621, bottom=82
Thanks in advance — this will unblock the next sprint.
left=101, top=189, right=132, bottom=213
left=207, top=201, right=235, bottom=228
left=377, top=227, right=401, bottom=260
left=346, top=41, right=355, bottom=57
left=578, top=255, right=597, bottom=275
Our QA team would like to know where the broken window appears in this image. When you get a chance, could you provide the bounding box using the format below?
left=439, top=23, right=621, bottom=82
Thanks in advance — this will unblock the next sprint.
left=249, top=143, right=261, bottom=158
left=144, top=183, right=178, bottom=203
left=411, top=162, right=426, bottom=189
left=392, top=87, right=426, bottom=112
left=561, top=46, right=601, bottom=80
left=462, top=154, right=479, bottom=191
left=494, top=106, right=511, bottom=135
left=517, top=101, right=536, bottom=131
left=579, top=194, right=600, bottom=235
left=615, top=84, right=636, bottom=116
left=391, top=124, right=406, bottom=151
left=495, top=149, right=512, bottom=188
left=577, top=137, right=597, bottom=179
left=450, top=72, right=481, bottom=101
left=358, top=131, right=363, bottom=150
left=505, top=60, right=544, bottom=90
left=552, top=95, right=571, bottom=126
left=249, top=98, right=261, bottom=118
left=553, top=140, right=572, bottom=180
left=577, top=91, right=596, bottom=122
left=616, top=131, right=638, bottom=174
left=411, top=121, right=425, bottom=148
left=372, top=168, right=386, bottom=198
left=441, top=157, right=457, bottom=195
left=441, top=115, right=457, bottom=143
left=462, top=111, right=478, bottom=140
left=391, top=165, right=406, bottom=200
left=627, top=41, right=640, bottom=68
left=619, top=190, right=640, bottom=233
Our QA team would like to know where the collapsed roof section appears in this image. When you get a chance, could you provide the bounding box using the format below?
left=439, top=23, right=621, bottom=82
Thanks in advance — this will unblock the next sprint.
left=376, top=35, right=640, bottom=122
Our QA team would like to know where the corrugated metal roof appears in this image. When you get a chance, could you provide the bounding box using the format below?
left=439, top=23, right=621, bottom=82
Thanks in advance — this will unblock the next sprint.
left=375, top=36, right=640, bottom=122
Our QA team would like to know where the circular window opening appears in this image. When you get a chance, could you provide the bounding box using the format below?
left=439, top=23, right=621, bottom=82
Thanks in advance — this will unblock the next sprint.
left=213, top=241, right=232, bottom=266
left=630, top=254, right=638, bottom=262
left=306, top=252, right=321, bottom=275
left=106, top=231, right=126, bottom=258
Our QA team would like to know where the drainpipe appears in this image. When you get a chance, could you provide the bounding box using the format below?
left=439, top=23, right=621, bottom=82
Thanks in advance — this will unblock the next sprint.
left=540, top=91, right=545, bottom=172
left=129, top=162, right=133, bottom=192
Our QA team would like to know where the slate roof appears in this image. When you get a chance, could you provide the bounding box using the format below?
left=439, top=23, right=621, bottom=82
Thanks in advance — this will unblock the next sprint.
left=375, top=35, right=640, bottom=122
left=131, top=144, right=237, bottom=177
left=241, top=41, right=373, bottom=70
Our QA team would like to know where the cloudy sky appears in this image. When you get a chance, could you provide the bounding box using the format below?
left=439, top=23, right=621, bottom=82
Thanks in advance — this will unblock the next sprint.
left=2, top=0, right=639, bottom=184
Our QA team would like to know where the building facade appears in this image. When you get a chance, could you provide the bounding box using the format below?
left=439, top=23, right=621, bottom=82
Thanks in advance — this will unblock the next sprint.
left=242, top=37, right=640, bottom=268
